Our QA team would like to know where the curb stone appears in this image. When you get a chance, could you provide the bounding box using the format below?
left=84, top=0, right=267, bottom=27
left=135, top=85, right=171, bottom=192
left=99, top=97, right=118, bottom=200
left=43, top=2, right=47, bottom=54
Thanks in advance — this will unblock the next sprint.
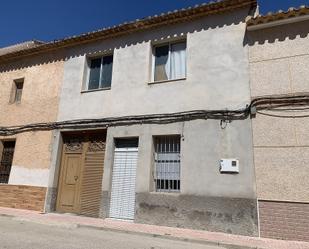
left=1, top=209, right=307, bottom=249
left=77, top=224, right=261, bottom=249
left=0, top=213, right=271, bottom=249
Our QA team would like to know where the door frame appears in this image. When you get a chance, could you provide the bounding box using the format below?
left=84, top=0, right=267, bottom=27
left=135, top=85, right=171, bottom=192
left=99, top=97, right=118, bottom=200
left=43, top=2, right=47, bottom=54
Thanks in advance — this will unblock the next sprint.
left=55, top=130, right=107, bottom=214
left=109, top=137, right=139, bottom=220
left=55, top=136, right=86, bottom=214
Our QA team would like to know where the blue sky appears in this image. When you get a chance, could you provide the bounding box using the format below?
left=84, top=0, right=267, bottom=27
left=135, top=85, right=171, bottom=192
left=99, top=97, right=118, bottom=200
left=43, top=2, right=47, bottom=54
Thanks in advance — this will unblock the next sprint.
left=1, top=0, right=308, bottom=48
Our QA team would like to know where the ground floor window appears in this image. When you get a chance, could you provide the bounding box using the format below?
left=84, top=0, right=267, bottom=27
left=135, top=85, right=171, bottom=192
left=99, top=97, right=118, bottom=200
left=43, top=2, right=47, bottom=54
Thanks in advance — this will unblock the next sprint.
left=0, top=140, right=16, bottom=184
left=154, top=135, right=181, bottom=192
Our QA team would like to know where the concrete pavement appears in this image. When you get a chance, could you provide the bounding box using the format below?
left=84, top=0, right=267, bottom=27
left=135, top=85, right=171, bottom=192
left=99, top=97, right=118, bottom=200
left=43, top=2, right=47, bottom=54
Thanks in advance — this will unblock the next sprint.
left=0, top=207, right=308, bottom=249
left=0, top=216, right=227, bottom=249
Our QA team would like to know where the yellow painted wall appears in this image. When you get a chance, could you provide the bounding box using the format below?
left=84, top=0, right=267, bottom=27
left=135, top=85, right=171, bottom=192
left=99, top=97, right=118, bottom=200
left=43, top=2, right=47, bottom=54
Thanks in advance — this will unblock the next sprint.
left=0, top=52, right=64, bottom=177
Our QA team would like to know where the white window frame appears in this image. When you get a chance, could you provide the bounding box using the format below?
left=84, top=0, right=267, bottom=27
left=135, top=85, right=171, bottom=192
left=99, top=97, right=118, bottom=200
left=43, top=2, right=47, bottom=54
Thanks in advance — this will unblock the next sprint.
left=151, top=40, right=187, bottom=83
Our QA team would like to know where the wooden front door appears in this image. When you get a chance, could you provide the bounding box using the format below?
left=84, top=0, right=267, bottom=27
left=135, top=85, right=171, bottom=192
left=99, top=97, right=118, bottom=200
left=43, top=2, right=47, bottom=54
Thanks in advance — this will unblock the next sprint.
left=56, top=137, right=84, bottom=213
left=56, top=133, right=106, bottom=216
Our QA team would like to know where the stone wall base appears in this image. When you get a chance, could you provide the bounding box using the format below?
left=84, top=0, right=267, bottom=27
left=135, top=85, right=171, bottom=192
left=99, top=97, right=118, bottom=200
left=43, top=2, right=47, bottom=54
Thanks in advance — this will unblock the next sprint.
left=44, top=187, right=57, bottom=213
left=135, top=193, right=258, bottom=236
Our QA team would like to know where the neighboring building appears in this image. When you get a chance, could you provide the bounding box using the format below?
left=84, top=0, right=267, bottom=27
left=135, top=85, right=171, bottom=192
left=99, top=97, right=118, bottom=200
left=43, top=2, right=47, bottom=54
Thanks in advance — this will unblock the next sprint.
left=247, top=6, right=309, bottom=241
left=0, top=42, right=65, bottom=211
left=0, top=40, right=44, bottom=56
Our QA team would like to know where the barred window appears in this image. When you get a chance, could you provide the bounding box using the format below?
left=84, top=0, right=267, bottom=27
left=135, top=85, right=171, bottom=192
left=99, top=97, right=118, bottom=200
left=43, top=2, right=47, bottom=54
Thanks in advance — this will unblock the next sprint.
left=154, top=135, right=180, bottom=192
left=0, top=140, right=16, bottom=184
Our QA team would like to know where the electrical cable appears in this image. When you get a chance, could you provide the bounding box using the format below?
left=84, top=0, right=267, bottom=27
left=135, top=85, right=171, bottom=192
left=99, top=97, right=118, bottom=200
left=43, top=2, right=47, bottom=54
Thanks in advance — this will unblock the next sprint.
left=1, top=93, right=309, bottom=136
left=256, top=111, right=309, bottom=118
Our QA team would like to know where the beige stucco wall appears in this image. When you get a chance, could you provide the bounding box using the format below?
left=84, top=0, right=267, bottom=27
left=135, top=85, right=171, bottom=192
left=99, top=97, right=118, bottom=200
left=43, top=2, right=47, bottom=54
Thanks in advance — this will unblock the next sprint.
left=0, top=52, right=64, bottom=186
left=248, top=20, right=309, bottom=203
left=0, top=53, right=64, bottom=125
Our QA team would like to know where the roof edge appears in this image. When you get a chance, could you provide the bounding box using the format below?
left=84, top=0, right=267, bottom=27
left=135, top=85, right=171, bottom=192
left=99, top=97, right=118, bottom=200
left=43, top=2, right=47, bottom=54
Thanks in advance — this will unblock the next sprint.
left=247, top=5, right=309, bottom=30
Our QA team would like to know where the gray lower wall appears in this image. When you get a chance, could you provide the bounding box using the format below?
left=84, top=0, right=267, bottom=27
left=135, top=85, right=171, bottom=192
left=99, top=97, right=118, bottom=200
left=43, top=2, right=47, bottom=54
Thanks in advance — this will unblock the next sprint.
left=135, top=193, right=258, bottom=236
left=99, top=191, right=110, bottom=219
left=44, top=187, right=57, bottom=213
left=99, top=190, right=258, bottom=236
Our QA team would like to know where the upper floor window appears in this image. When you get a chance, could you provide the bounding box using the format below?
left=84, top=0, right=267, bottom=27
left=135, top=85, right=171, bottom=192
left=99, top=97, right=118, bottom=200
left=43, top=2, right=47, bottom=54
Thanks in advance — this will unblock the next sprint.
left=153, top=41, right=186, bottom=82
left=10, top=78, right=24, bottom=104
left=86, top=54, right=113, bottom=90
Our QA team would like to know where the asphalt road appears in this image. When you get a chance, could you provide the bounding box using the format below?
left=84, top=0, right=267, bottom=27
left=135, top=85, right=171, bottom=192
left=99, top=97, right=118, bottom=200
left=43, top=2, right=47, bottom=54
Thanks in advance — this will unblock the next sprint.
left=0, top=216, right=228, bottom=249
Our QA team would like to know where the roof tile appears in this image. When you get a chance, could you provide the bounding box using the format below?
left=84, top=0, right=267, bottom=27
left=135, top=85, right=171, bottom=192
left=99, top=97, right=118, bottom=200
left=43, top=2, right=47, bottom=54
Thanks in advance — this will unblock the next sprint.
left=247, top=5, right=309, bottom=27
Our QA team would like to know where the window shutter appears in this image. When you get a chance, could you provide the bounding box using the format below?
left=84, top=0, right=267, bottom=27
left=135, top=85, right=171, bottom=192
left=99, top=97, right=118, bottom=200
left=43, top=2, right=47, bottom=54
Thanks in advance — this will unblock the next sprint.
left=110, top=139, right=138, bottom=220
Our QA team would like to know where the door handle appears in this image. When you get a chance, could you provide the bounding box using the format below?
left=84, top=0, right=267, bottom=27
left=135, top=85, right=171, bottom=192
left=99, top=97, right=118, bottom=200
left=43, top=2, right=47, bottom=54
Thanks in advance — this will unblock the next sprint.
left=74, top=176, right=78, bottom=181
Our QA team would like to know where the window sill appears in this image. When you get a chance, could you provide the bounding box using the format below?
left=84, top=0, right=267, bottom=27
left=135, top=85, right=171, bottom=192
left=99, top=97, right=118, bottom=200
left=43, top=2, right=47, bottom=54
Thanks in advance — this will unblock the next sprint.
left=81, top=87, right=111, bottom=93
left=148, top=77, right=186, bottom=85
left=8, top=101, right=21, bottom=105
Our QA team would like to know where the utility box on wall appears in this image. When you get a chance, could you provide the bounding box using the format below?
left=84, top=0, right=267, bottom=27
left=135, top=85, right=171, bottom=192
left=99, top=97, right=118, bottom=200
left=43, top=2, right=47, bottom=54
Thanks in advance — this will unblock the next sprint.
left=220, top=159, right=239, bottom=173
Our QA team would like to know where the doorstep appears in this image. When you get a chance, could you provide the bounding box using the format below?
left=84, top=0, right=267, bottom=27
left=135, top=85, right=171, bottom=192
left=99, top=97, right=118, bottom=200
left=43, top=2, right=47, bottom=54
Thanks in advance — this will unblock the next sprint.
left=0, top=207, right=308, bottom=249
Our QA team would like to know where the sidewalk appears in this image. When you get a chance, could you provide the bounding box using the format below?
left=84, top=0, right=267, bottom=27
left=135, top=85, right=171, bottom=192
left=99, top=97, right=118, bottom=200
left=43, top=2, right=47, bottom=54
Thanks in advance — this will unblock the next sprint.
left=0, top=207, right=308, bottom=249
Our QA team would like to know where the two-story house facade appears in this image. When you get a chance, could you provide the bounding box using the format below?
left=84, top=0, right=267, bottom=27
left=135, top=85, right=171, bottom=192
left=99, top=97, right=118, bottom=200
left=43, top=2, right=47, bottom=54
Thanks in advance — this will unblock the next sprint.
left=1, top=0, right=263, bottom=238
left=45, top=0, right=258, bottom=236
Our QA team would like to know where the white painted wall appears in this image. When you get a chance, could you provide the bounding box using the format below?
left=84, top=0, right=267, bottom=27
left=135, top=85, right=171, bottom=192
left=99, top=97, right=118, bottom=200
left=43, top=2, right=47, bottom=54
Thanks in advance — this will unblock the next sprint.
left=57, top=8, right=251, bottom=121
left=9, top=166, right=49, bottom=187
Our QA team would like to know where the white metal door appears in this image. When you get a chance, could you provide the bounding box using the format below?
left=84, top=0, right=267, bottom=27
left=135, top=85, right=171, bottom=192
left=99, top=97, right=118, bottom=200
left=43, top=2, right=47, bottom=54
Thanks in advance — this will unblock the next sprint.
left=109, top=147, right=138, bottom=220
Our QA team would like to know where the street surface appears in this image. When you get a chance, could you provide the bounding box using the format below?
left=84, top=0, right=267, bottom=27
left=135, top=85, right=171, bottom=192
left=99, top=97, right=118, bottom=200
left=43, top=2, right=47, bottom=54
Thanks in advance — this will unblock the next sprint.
left=0, top=216, right=229, bottom=249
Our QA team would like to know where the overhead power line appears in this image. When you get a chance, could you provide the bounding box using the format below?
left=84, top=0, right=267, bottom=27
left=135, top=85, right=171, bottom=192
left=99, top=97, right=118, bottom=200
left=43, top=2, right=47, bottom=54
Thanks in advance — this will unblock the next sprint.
left=1, top=93, right=309, bottom=136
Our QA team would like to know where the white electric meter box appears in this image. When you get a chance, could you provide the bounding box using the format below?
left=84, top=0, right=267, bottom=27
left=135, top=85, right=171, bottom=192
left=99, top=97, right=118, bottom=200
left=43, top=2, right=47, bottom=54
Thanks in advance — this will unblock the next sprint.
left=220, top=159, right=239, bottom=173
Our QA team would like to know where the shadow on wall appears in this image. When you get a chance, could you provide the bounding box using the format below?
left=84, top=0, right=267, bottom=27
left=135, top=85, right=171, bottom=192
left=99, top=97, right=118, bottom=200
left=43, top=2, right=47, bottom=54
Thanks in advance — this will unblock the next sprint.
left=67, top=8, right=248, bottom=60
left=0, top=51, right=66, bottom=73
left=245, top=19, right=309, bottom=46
left=1, top=7, right=250, bottom=72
